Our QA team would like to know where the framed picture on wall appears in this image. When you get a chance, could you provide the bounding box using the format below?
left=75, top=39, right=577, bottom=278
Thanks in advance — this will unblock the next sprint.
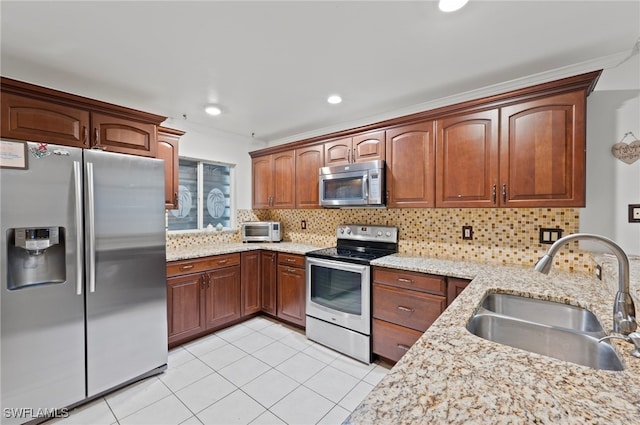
left=0, top=139, right=28, bottom=170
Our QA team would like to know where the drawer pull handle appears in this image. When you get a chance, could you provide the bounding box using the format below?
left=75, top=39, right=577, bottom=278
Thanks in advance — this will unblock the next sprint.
left=287, top=268, right=297, bottom=273
left=179, top=265, right=194, bottom=270
left=397, top=278, right=414, bottom=283
left=397, top=344, right=410, bottom=352
left=396, top=305, right=414, bottom=313
left=218, top=259, right=229, bottom=264
left=286, top=258, right=296, bottom=262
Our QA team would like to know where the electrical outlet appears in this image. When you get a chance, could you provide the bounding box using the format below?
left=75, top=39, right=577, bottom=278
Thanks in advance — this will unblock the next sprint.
left=595, top=264, right=602, bottom=281
left=539, top=228, right=563, bottom=244
left=462, top=226, right=473, bottom=240
left=301, top=220, right=307, bottom=230
left=629, top=204, right=640, bottom=223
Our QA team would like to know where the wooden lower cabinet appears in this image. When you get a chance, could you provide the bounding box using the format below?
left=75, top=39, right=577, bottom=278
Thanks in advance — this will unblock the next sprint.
left=276, top=253, right=306, bottom=327
left=261, top=251, right=278, bottom=315
left=372, top=319, right=424, bottom=362
left=167, top=273, right=205, bottom=346
left=205, top=266, right=241, bottom=329
left=372, top=267, right=447, bottom=363
left=166, top=253, right=241, bottom=347
left=447, top=277, right=471, bottom=306
left=241, top=251, right=261, bottom=316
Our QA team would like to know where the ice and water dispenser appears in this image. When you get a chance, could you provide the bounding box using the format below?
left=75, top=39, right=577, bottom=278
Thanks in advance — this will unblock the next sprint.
left=6, top=227, right=66, bottom=290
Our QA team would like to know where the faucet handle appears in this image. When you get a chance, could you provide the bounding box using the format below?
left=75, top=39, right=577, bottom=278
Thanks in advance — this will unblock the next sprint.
left=599, top=332, right=640, bottom=359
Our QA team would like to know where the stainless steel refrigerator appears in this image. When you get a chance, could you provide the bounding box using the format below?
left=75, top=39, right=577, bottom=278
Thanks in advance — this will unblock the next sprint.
left=0, top=141, right=168, bottom=424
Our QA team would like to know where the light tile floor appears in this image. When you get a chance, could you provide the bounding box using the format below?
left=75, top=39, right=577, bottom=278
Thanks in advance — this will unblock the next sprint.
left=51, top=316, right=391, bottom=425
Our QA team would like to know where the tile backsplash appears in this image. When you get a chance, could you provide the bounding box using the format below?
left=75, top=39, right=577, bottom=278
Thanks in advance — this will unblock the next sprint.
left=168, top=207, right=594, bottom=273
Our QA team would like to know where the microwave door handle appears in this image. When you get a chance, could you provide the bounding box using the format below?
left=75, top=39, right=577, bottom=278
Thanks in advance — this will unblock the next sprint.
left=363, top=175, right=369, bottom=201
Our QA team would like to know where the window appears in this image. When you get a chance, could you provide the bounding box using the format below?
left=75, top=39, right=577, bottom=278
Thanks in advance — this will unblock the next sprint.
left=168, top=159, right=234, bottom=231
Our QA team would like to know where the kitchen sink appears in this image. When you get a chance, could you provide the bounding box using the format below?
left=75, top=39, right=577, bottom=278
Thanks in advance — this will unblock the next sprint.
left=467, top=293, right=624, bottom=371
left=480, top=293, right=606, bottom=335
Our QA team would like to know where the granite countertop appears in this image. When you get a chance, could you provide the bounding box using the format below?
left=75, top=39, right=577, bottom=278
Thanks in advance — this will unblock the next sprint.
left=347, top=254, right=640, bottom=424
left=166, top=242, right=326, bottom=262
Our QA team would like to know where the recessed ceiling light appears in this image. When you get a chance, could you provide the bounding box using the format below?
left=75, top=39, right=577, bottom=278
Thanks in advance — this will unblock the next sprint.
left=327, top=95, right=342, bottom=105
left=439, top=0, right=469, bottom=12
left=205, top=105, right=222, bottom=116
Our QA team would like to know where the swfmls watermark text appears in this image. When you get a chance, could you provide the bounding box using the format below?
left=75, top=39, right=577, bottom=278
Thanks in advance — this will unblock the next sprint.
left=3, top=407, right=69, bottom=420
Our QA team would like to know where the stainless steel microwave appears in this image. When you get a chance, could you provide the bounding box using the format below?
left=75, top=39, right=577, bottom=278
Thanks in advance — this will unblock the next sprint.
left=241, top=221, right=282, bottom=242
left=319, top=160, right=385, bottom=207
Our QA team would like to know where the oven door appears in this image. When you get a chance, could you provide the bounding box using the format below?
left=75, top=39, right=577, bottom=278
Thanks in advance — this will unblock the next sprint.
left=306, top=257, right=370, bottom=335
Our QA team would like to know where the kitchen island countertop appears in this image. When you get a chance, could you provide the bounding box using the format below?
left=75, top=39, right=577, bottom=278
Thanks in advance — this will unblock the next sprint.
left=347, top=254, right=640, bottom=424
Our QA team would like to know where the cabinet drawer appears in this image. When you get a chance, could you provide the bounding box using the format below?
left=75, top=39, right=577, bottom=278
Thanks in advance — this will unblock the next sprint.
left=373, top=267, right=446, bottom=295
left=372, top=319, right=423, bottom=363
left=167, top=253, right=241, bottom=277
left=278, top=253, right=305, bottom=268
left=373, top=284, right=446, bottom=332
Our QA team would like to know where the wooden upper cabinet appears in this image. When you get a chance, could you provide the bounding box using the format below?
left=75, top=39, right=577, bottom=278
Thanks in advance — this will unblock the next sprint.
left=324, top=137, right=352, bottom=166
left=353, top=130, right=385, bottom=163
left=157, top=127, right=183, bottom=209
left=272, top=151, right=296, bottom=208
left=385, top=122, right=435, bottom=208
left=1, top=92, right=89, bottom=148
left=251, top=151, right=295, bottom=209
left=499, top=91, right=586, bottom=207
left=295, top=145, right=324, bottom=209
left=436, top=110, right=499, bottom=207
left=323, top=131, right=385, bottom=166
left=252, top=155, right=274, bottom=209
left=92, top=112, right=157, bottom=157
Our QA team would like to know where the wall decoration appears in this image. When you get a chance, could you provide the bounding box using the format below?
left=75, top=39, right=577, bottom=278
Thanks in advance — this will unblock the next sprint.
left=0, top=140, right=28, bottom=169
left=611, top=132, right=640, bottom=164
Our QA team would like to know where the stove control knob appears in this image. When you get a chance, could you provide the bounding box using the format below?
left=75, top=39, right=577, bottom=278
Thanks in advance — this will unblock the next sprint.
left=377, top=231, right=383, bottom=237
left=385, top=232, right=391, bottom=237
left=339, top=228, right=344, bottom=234
left=346, top=228, right=352, bottom=235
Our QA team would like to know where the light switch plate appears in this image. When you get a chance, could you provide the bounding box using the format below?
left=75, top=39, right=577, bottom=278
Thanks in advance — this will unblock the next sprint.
left=462, top=226, right=473, bottom=240
left=629, top=204, right=640, bottom=223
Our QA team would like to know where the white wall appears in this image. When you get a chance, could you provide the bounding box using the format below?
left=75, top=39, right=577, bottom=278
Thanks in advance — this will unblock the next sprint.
left=581, top=54, right=640, bottom=255
left=161, top=117, right=267, bottom=210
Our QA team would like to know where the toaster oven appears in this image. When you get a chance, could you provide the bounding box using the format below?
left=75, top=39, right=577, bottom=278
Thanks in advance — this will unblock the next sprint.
left=241, top=222, right=282, bottom=242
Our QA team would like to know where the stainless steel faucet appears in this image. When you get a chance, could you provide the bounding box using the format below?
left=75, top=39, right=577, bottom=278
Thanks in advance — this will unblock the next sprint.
left=534, top=233, right=637, bottom=335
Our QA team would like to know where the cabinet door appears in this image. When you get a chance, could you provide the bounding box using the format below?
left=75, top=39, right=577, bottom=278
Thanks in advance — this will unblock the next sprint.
left=241, top=251, right=261, bottom=317
left=277, top=265, right=306, bottom=327
left=295, top=145, right=324, bottom=209
left=252, top=156, right=273, bottom=208
left=261, top=251, right=277, bottom=315
left=157, top=127, right=182, bottom=209
left=353, top=130, right=385, bottom=163
left=272, top=151, right=296, bottom=208
left=500, top=91, right=586, bottom=207
left=324, top=137, right=352, bottom=166
left=447, top=277, right=471, bottom=306
left=92, top=112, right=157, bottom=157
left=385, top=122, right=435, bottom=208
left=436, top=110, right=499, bottom=207
left=1, top=92, right=89, bottom=148
left=204, top=266, right=241, bottom=329
left=167, top=273, right=205, bottom=345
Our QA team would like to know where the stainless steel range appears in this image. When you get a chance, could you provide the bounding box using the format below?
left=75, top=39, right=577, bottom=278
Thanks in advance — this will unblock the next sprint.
left=305, top=224, right=398, bottom=363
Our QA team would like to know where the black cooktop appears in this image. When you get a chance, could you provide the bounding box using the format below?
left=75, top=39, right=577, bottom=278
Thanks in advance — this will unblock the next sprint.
left=306, top=244, right=396, bottom=265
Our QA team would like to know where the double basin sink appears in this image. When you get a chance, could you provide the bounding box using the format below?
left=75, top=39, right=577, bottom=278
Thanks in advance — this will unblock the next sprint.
left=467, top=293, right=624, bottom=371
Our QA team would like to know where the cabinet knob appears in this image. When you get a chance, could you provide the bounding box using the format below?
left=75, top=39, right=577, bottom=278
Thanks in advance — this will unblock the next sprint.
left=174, top=192, right=178, bottom=206
left=83, top=126, right=88, bottom=145
left=502, top=184, right=507, bottom=203
left=492, top=184, right=497, bottom=204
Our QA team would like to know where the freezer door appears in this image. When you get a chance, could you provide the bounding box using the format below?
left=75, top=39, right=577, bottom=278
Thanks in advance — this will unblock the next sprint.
left=84, top=150, right=167, bottom=396
left=0, top=142, right=85, bottom=422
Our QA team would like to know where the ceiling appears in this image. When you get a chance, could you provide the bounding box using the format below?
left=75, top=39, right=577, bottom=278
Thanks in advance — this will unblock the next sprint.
left=1, top=1, right=639, bottom=144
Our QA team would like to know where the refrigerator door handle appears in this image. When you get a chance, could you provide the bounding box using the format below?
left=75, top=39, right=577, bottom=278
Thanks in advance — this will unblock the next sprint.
left=87, top=162, right=96, bottom=293
left=73, top=161, right=84, bottom=296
